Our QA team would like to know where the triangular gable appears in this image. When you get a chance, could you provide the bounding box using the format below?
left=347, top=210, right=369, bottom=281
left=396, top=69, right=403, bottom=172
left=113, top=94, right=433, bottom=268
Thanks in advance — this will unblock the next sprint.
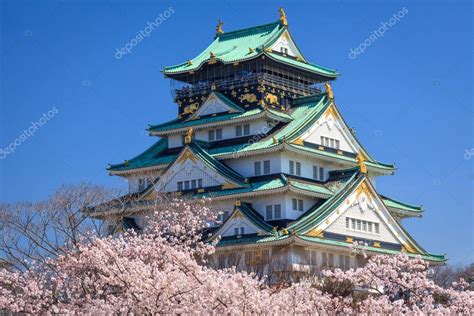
left=155, top=144, right=247, bottom=192
left=269, top=29, right=305, bottom=60
left=190, top=92, right=244, bottom=119
left=297, top=103, right=373, bottom=160
left=211, top=203, right=273, bottom=239
left=304, top=177, right=423, bottom=254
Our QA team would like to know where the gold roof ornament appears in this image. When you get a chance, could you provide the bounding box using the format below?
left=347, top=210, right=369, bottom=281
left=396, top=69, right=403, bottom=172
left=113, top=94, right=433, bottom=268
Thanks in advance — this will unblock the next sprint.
left=356, top=154, right=367, bottom=174
left=278, top=7, right=288, bottom=26
left=184, top=127, right=194, bottom=144
left=186, top=60, right=193, bottom=66
left=216, top=19, right=224, bottom=35
left=235, top=200, right=241, bottom=207
left=248, top=47, right=255, bottom=54
left=325, top=82, right=334, bottom=99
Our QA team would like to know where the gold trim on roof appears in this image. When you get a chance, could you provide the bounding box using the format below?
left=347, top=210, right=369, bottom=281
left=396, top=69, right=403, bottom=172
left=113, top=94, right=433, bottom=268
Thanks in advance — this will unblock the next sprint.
left=278, top=7, right=288, bottom=26
left=216, top=20, right=223, bottom=35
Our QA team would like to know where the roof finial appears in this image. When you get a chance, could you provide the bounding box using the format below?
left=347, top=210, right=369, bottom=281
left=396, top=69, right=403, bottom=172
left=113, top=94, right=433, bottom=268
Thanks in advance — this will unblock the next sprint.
left=184, top=127, right=194, bottom=144
left=279, top=7, right=288, bottom=26
left=216, top=19, right=224, bottom=35
left=325, top=82, right=334, bottom=99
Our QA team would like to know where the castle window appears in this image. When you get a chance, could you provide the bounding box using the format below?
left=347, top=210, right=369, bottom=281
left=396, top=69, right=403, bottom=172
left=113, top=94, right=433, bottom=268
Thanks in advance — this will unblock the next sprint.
left=240, top=227, right=245, bottom=235
left=243, top=124, right=250, bottom=135
left=347, top=217, right=380, bottom=235
left=254, top=161, right=261, bottom=176
left=198, top=178, right=203, bottom=188
left=245, top=251, right=253, bottom=265
left=191, top=180, right=197, bottom=189
left=289, top=160, right=294, bottom=174
left=280, top=46, right=288, bottom=55
left=305, top=250, right=318, bottom=265
left=295, top=162, right=301, bottom=176
left=293, top=198, right=303, bottom=211
left=321, top=136, right=340, bottom=149
left=261, top=249, right=270, bottom=264
left=313, top=166, right=318, bottom=180
left=319, top=167, right=325, bottom=181
left=274, top=204, right=282, bottom=219
left=208, top=128, right=222, bottom=141
left=216, top=128, right=222, bottom=139
left=234, top=227, right=239, bottom=235
left=265, top=205, right=273, bottom=220
left=177, top=181, right=183, bottom=191
left=263, top=160, right=270, bottom=174
left=339, top=254, right=350, bottom=270
left=184, top=181, right=190, bottom=190
left=235, top=124, right=250, bottom=137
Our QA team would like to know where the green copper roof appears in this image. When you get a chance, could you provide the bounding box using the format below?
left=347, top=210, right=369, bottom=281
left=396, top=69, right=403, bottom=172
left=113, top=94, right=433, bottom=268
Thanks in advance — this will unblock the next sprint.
left=108, top=139, right=176, bottom=172
left=162, top=21, right=338, bottom=78
left=110, top=94, right=395, bottom=174
left=381, top=195, right=423, bottom=214
left=148, top=108, right=263, bottom=133
left=216, top=234, right=446, bottom=262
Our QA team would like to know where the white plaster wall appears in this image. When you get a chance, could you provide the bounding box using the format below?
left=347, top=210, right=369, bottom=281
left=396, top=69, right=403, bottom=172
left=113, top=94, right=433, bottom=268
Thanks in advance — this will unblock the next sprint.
left=224, top=152, right=282, bottom=177
left=249, top=195, right=287, bottom=220
left=157, top=158, right=227, bottom=192
left=220, top=217, right=258, bottom=237
left=167, top=119, right=271, bottom=148
left=281, top=151, right=340, bottom=181
left=325, top=204, right=399, bottom=244
left=270, top=32, right=299, bottom=57
left=284, top=194, right=320, bottom=220
left=302, top=114, right=356, bottom=153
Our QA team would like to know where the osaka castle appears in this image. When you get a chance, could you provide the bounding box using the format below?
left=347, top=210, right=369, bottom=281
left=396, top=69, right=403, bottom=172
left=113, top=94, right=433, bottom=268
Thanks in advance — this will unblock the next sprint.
left=96, top=9, right=446, bottom=270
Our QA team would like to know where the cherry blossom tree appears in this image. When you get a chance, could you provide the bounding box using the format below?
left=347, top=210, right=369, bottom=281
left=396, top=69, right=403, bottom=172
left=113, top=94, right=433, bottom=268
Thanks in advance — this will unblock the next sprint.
left=0, top=196, right=472, bottom=314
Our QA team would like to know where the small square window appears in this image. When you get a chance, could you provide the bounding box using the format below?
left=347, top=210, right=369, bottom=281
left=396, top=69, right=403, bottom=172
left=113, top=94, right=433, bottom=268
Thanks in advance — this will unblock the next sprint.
left=263, top=160, right=270, bottom=174
left=274, top=204, right=281, bottom=218
left=184, top=181, right=190, bottom=190
left=243, top=124, right=250, bottom=135
left=319, top=167, right=325, bottom=181
left=191, top=180, right=197, bottom=189
left=335, top=140, right=340, bottom=149
left=351, top=219, right=356, bottom=229
left=254, top=161, right=261, bottom=176
left=292, top=198, right=297, bottom=210
left=234, top=227, right=239, bottom=235
left=216, top=128, right=222, bottom=140
left=177, top=182, right=183, bottom=191
left=266, top=205, right=273, bottom=220
left=313, top=166, right=318, bottom=180
left=368, top=222, right=373, bottom=232
left=346, top=217, right=350, bottom=228
left=240, top=227, right=245, bottom=235
left=375, top=223, right=380, bottom=234
left=236, top=125, right=242, bottom=137
left=357, top=220, right=361, bottom=230
left=198, top=179, right=203, bottom=188
left=362, top=221, right=367, bottom=231
left=298, top=199, right=303, bottom=212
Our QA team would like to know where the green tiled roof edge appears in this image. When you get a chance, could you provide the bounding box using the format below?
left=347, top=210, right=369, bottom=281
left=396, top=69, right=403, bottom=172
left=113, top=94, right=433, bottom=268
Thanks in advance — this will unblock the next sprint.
left=148, top=109, right=262, bottom=132
left=239, top=202, right=274, bottom=232
left=108, top=138, right=169, bottom=171
left=381, top=195, right=423, bottom=213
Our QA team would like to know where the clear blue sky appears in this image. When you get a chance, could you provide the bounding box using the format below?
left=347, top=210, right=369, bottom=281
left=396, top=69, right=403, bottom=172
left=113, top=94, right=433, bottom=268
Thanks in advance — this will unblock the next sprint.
left=0, top=0, right=472, bottom=265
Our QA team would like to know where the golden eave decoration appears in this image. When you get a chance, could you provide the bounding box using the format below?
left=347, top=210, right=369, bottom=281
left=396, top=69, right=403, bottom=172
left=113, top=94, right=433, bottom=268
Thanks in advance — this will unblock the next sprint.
left=356, top=154, right=368, bottom=174
left=184, top=127, right=194, bottom=144
left=325, top=82, right=334, bottom=99
left=278, top=7, right=288, bottom=26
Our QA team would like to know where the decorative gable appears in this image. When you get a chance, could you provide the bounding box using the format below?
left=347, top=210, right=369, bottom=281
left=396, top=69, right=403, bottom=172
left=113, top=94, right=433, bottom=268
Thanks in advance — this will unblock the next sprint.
left=270, top=30, right=303, bottom=59
left=190, top=92, right=243, bottom=119
left=307, top=179, right=422, bottom=253
left=154, top=148, right=242, bottom=192
left=218, top=210, right=261, bottom=237
left=299, top=105, right=358, bottom=154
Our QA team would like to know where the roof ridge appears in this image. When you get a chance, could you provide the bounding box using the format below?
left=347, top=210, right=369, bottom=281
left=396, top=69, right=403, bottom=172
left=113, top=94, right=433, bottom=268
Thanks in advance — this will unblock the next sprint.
left=215, top=20, right=282, bottom=39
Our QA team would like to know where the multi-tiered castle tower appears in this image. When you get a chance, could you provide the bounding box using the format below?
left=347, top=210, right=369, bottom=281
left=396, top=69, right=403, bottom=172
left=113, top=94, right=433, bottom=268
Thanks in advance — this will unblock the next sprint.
left=97, top=10, right=445, bottom=270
